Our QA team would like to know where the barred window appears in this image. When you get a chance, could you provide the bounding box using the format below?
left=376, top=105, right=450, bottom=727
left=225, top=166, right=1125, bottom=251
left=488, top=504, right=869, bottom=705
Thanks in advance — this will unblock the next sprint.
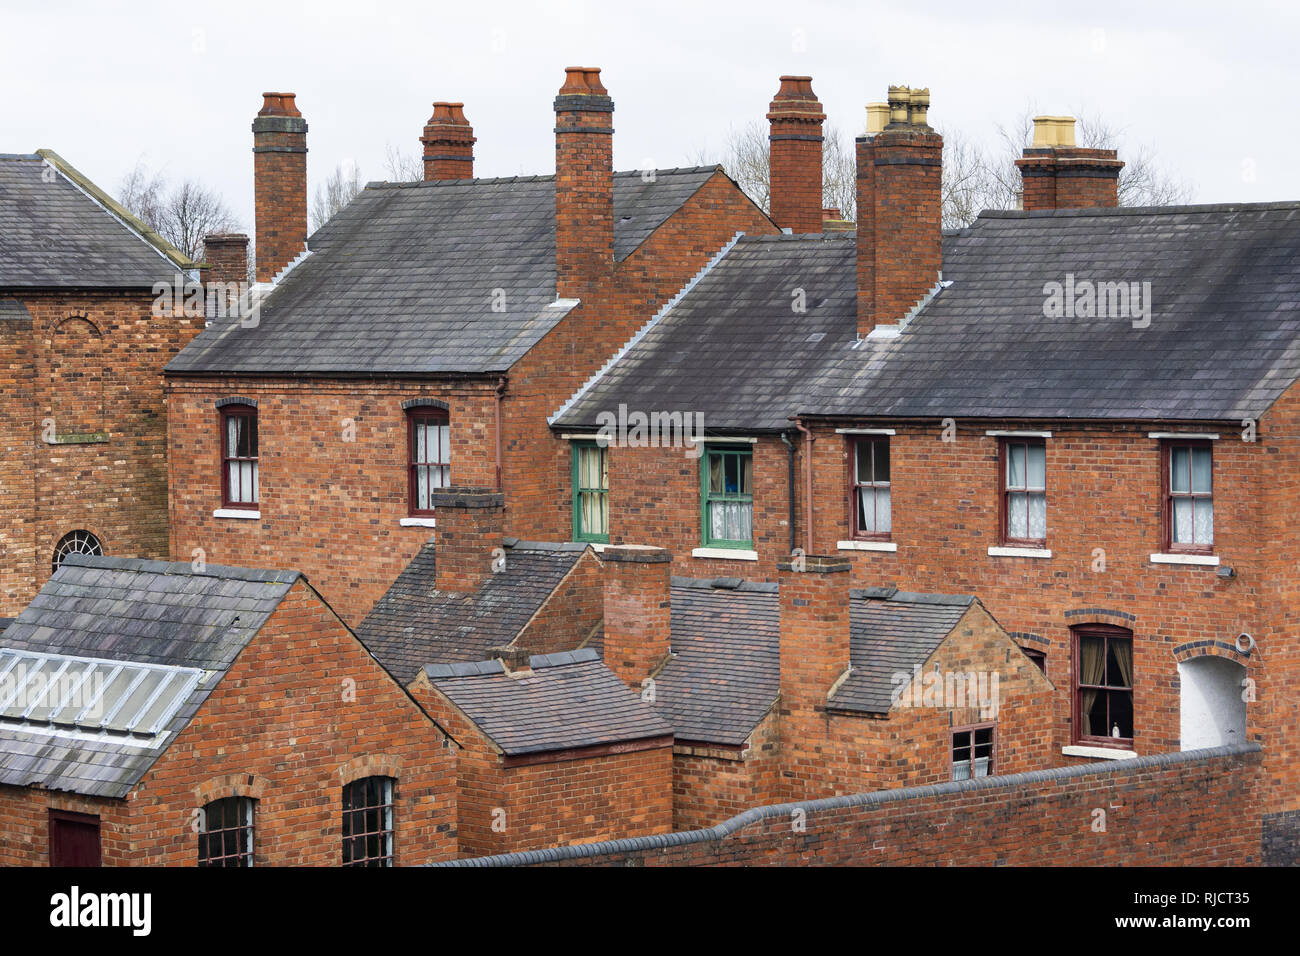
left=342, top=776, right=394, bottom=867
left=197, top=796, right=254, bottom=867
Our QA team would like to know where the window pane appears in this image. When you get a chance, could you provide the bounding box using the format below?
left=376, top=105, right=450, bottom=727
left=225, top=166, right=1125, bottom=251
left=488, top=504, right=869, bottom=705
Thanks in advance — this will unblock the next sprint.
left=876, top=487, right=891, bottom=534
left=1171, top=446, right=1190, bottom=493
left=1008, top=492, right=1027, bottom=539
left=857, top=487, right=870, bottom=532
left=1007, top=443, right=1026, bottom=490
left=740, top=454, right=753, bottom=495
left=1194, top=497, right=1213, bottom=545
left=1173, top=498, right=1194, bottom=543
left=1027, top=444, right=1045, bottom=490
left=417, top=466, right=429, bottom=510
left=250, top=463, right=258, bottom=503
left=953, top=760, right=971, bottom=781
left=1190, top=447, right=1211, bottom=494
left=415, top=423, right=427, bottom=464
left=874, top=440, right=890, bottom=483
left=1108, top=688, right=1134, bottom=738
left=1028, top=491, right=1046, bottom=539
left=226, top=416, right=239, bottom=457
left=438, top=424, right=450, bottom=464
left=709, top=454, right=723, bottom=494
left=855, top=441, right=871, bottom=483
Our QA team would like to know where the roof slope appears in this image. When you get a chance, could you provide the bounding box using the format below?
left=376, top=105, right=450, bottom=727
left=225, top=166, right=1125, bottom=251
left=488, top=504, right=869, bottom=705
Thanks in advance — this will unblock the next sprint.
left=830, top=590, right=973, bottom=715
left=0, top=555, right=298, bottom=797
left=806, top=202, right=1300, bottom=421
left=557, top=201, right=1300, bottom=429
left=652, top=578, right=781, bottom=746
left=356, top=539, right=589, bottom=682
left=0, top=152, right=187, bottom=289
left=555, top=234, right=858, bottom=431
left=166, top=167, right=721, bottom=376
left=424, top=649, right=671, bottom=755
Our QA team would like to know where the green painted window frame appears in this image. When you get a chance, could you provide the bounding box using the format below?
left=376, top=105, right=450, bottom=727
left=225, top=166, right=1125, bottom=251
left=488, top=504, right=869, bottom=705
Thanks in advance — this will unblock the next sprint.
left=700, top=445, right=754, bottom=549
left=571, top=441, right=610, bottom=543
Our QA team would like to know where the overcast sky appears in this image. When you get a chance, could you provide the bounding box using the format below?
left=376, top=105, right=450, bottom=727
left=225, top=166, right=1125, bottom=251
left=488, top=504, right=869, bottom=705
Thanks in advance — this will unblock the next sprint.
left=4, top=0, right=1296, bottom=232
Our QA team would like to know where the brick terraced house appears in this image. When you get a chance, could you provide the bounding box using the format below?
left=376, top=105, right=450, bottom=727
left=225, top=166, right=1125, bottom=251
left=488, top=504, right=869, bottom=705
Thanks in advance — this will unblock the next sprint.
left=0, top=151, right=202, bottom=617
left=0, top=555, right=457, bottom=866
left=164, top=70, right=777, bottom=627
left=551, top=87, right=1300, bottom=861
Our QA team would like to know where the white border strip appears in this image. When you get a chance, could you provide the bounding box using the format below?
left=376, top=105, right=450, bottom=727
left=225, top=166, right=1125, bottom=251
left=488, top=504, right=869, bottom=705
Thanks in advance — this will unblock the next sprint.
left=988, top=546, right=1052, bottom=559
left=835, top=428, right=896, bottom=436
left=1150, top=552, right=1220, bottom=566
left=1148, top=432, right=1220, bottom=440
left=837, top=540, right=897, bottom=552
left=986, top=430, right=1052, bottom=438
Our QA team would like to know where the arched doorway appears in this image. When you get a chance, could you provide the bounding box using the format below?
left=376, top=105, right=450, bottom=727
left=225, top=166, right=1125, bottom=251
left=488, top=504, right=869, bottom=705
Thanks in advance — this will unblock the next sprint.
left=1178, top=655, right=1247, bottom=750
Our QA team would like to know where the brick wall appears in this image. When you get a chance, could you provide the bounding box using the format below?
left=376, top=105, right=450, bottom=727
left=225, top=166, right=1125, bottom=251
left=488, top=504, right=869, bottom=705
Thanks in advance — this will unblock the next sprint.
left=0, top=291, right=200, bottom=616
left=671, top=709, right=782, bottom=831
left=0, top=579, right=458, bottom=866
left=166, top=376, right=498, bottom=626
left=409, top=675, right=672, bottom=857
left=512, top=549, right=603, bottom=656
left=436, top=743, right=1262, bottom=867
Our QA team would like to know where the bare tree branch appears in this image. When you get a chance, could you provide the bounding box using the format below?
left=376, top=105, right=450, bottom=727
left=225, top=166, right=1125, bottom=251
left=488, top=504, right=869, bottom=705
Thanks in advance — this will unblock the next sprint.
left=117, top=160, right=240, bottom=261
left=382, top=144, right=422, bottom=182
left=310, top=161, right=364, bottom=232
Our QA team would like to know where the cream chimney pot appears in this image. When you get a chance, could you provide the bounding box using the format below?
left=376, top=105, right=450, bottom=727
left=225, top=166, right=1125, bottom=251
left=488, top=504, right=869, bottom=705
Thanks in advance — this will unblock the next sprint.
left=865, top=102, right=890, bottom=134
left=1032, top=115, right=1077, bottom=148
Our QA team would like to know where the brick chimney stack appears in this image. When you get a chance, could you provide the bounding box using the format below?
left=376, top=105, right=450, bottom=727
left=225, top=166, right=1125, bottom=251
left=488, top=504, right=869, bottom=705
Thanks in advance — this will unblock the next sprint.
left=856, top=86, right=943, bottom=338
left=777, top=554, right=852, bottom=799
left=431, top=487, right=505, bottom=594
left=421, top=102, right=476, bottom=181
left=767, top=76, right=826, bottom=235
left=602, top=546, right=672, bottom=688
left=200, top=233, right=250, bottom=287
left=554, top=66, right=614, bottom=300
left=252, top=92, right=308, bottom=283
left=1015, top=116, right=1123, bottom=210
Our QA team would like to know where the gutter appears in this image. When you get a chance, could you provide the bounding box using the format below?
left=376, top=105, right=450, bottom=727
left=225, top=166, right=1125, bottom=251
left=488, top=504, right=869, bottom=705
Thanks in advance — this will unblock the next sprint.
left=780, top=431, right=797, bottom=554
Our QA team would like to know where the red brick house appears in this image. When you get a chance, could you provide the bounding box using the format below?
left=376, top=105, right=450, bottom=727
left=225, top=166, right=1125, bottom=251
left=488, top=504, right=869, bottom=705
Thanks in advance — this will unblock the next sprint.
left=409, top=649, right=673, bottom=857
left=0, top=150, right=202, bottom=618
left=550, top=87, right=1300, bottom=860
left=164, top=70, right=776, bottom=627
left=0, top=554, right=456, bottom=866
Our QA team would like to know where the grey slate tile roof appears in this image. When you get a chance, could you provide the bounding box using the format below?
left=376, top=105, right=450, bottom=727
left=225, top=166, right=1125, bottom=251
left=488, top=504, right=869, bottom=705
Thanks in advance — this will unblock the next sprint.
left=652, top=577, right=781, bottom=747
left=356, top=538, right=590, bottom=683
left=0, top=554, right=298, bottom=798
left=166, top=167, right=722, bottom=376
left=0, top=298, right=32, bottom=323
left=0, top=153, right=181, bottom=289
left=556, top=201, right=1300, bottom=428
left=424, top=648, right=671, bottom=756
left=829, top=589, right=974, bottom=715
left=804, top=203, right=1300, bottom=421
left=556, top=234, right=858, bottom=432
left=652, top=580, right=975, bottom=743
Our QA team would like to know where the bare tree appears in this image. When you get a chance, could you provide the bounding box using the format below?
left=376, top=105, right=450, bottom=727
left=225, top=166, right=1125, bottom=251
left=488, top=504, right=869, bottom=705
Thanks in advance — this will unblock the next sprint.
left=310, top=161, right=364, bottom=232
left=117, top=160, right=240, bottom=261
left=382, top=144, right=422, bottom=182
left=693, top=119, right=857, bottom=221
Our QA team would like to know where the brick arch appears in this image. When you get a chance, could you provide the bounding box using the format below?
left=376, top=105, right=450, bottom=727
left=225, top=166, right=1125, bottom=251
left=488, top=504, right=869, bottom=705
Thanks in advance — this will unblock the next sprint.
left=193, top=772, right=271, bottom=806
left=337, top=753, right=403, bottom=786
left=1172, top=639, right=1253, bottom=666
left=51, top=314, right=103, bottom=336
left=1063, top=607, right=1137, bottom=629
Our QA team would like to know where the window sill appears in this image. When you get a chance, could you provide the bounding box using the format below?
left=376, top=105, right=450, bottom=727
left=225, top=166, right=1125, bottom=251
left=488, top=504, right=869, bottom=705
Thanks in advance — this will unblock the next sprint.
left=213, top=509, right=260, bottom=520
left=988, top=546, right=1051, bottom=559
left=1062, top=745, right=1138, bottom=761
left=399, top=517, right=437, bottom=528
left=45, top=432, right=111, bottom=445
left=837, top=540, right=897, bottom=553
left=692, top=547, right=758, bottom=561
left=1149, top=552, right=1219, bottom=566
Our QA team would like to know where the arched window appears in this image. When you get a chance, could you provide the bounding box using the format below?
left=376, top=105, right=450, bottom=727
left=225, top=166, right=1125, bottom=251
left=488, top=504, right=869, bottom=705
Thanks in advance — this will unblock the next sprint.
left=407, top=408, right=449, bottom=516
left=52, top=530, right=102, bottom=573
left=197, top=796, right=255, bottom=867
left=342, top=776, right=394, bottom=867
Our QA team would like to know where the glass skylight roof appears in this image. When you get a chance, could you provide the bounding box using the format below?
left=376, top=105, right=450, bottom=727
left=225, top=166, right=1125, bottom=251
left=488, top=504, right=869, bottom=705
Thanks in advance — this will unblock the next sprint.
left=0, top=648, right=203, bottom=746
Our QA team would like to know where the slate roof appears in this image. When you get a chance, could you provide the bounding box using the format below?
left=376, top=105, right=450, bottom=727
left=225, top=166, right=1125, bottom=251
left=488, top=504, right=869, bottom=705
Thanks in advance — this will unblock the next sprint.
left=555, top=234, right=858, bottom=432
left=356, top=539, right=591, bottom=683
left=651, top=580, right=976, bottom=744
left=556, top=201, right=1300, bottom=428
left=166, top=167, right=724, bottom=377
left=0, top=555, right=298, bottom=798
left=423, top=648, right=671, bottom=756
left=0, top=152, right=186, bottom=289
left=830, top=589, right=974, bottom=715
left=652, top=578, right=781, bottom=746
left=0, top=299, right=32, bottom=323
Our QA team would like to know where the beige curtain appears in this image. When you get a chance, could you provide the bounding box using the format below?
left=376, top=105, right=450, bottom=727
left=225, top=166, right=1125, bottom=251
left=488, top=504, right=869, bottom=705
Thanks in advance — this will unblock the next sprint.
left=1079, top=636, right=1106, bottom=736
left=1112, top=640, right=1133, bottom=689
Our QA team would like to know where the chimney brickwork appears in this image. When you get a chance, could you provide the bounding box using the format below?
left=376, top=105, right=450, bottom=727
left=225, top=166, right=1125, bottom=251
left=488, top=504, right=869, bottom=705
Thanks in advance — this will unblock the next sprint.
left=554, top=67, right=614, bottom=300
left=252, top=92, right=308, bottom=283
left=768, top=75, right=826, bottom=235
left=421, top=102, right=476, bottom=181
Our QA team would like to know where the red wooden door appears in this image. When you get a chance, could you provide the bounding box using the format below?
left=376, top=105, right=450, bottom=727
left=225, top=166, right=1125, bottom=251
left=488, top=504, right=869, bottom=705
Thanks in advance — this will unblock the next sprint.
left=49, top=810, right=102, bottom=867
